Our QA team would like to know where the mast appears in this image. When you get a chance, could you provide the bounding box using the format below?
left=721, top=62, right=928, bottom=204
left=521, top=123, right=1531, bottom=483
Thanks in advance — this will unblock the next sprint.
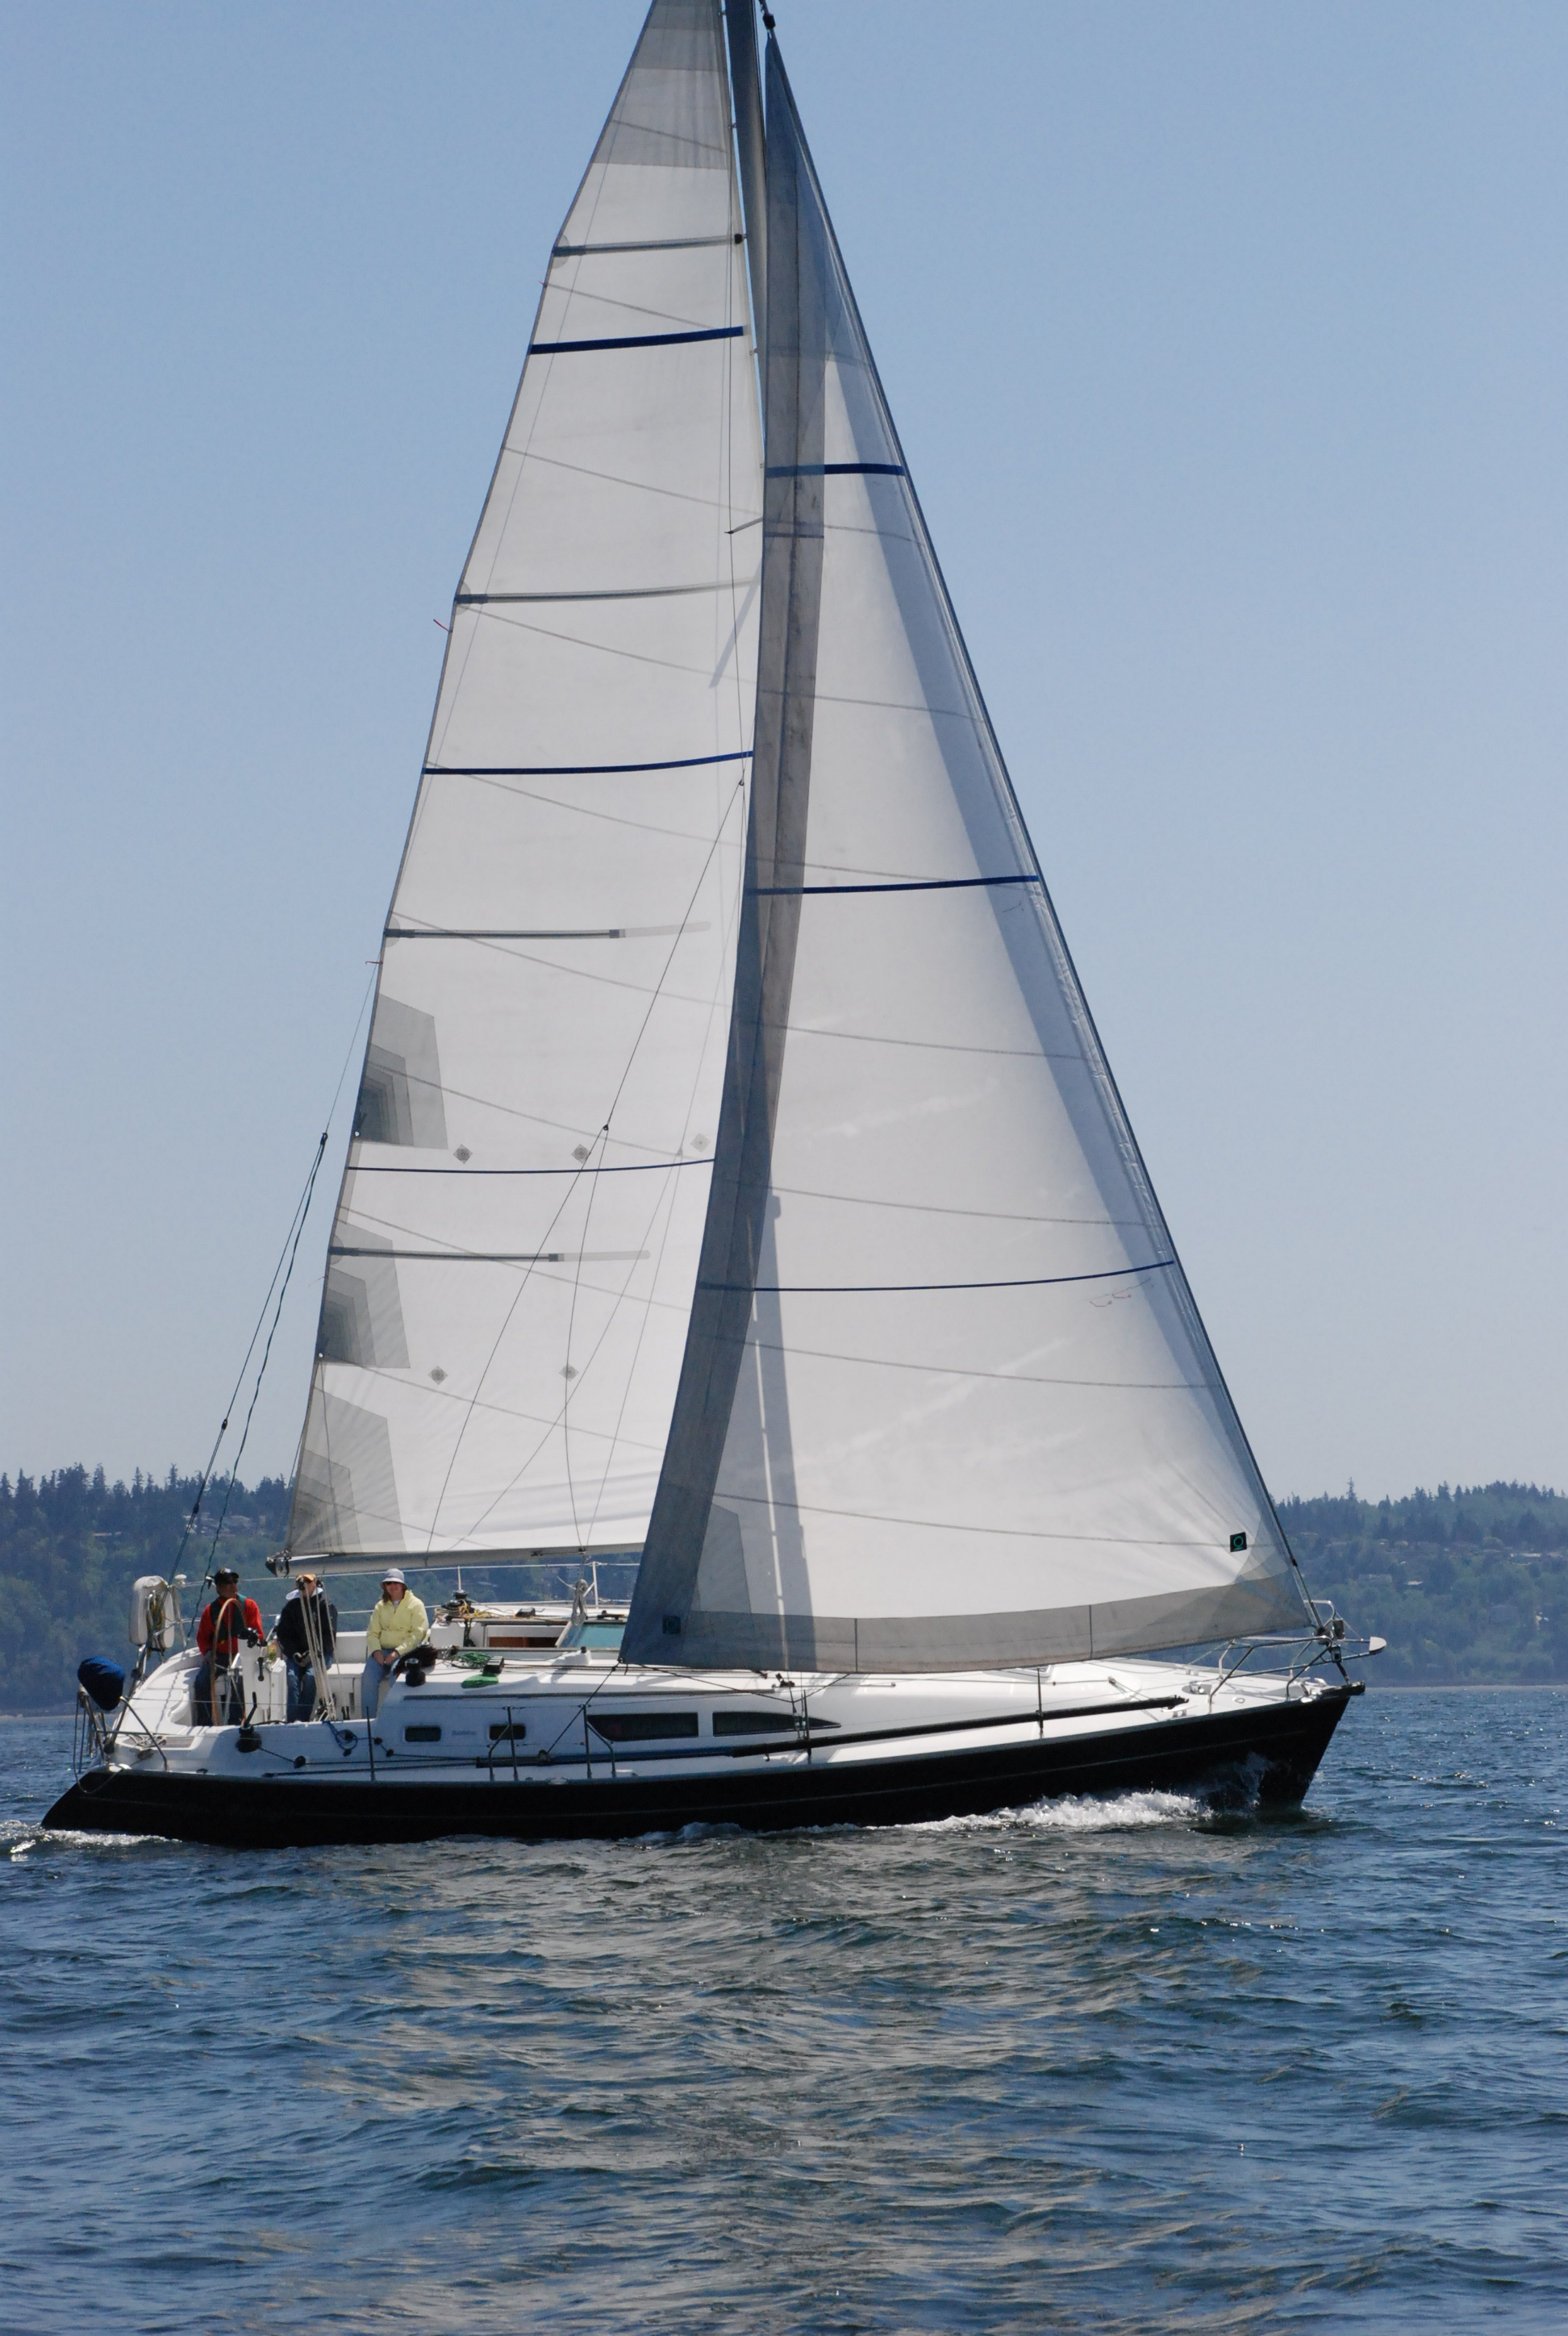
left=623, top=27, right=1312, bottom=1671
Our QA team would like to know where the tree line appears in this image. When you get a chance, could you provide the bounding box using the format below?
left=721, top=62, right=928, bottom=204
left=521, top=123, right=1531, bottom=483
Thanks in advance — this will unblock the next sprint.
left=2, top=1464, right=1565, bottom=1708
left=1278, top=1482, right=1568, bottom=1685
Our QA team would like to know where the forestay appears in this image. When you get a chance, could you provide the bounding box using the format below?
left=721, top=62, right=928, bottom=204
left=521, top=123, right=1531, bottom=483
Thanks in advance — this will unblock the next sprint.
left=624, top=35, right=1310, bottom=1670
left=286, top=0, right=763, bottom=1562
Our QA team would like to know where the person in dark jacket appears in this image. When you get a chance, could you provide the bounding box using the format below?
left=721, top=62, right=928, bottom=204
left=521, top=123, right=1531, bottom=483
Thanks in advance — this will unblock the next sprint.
left=274, top=1571, right=337, bottom=1722
left=191, top=1566, right=264, bottom=1725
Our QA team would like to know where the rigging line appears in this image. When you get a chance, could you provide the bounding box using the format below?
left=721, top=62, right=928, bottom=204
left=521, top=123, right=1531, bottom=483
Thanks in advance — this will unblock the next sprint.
left=206, top=1133, right=332, bottom=1573
left=776, top=1024, right=1074, bottom=1062
left=749, top=873, right=1043, bottom=896
left=456, top=782, right=750, bottom=1549
left=561, top=1124, right=612, bottom=1550
left=340, top=1354, right=666, bottom=1449
left=224, top=970, right=376, bottom=1575
left=533, top=274, right=742, bottom=335
left=170, top=1126, right=331, bottom=1585
left=581, top=1140, right=690, bottom=1550
left=450, top=598, right=736, bottom=681
left=437, top=770, right=752, bottom=848
left=738, top=1333, right=1204, bottom=1392
left=499, top=444, right=752, bottom=519
left=704, top=1261, right=1178, bottom=1295
left=424, top=750, right=751, bottom=776
left=766, top=1183, right=1149, bottom=1227
left=583, top=852, right=743, bottom=1549
left=448, top=593, right=748, bottom=682
left=577, top=798, right=747, bottom=1550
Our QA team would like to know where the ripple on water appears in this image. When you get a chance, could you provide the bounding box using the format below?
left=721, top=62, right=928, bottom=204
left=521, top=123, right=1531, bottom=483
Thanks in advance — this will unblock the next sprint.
left=1, top=1696, right=1565, bottom=2335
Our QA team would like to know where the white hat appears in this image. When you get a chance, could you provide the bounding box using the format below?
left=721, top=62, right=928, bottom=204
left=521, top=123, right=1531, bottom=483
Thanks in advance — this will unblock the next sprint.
left=381, top=1568, right=407, bottom=1587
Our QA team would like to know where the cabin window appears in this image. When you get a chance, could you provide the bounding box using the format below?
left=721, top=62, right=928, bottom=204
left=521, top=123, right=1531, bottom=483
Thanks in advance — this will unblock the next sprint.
left=403, top=1725, right=441, bottom=1744
left=488, top=1721, right=527, bottom=1742
left=712, top=1710, right=841, bottom=1736
left=588, top=1711, right=698, bottom=1742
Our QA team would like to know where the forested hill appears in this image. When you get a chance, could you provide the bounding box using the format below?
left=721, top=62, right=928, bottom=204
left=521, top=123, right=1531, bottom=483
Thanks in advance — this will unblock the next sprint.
left=1, top=1466, right=291, bottom=1712
left=1278, top=1482, right=1568, bottom=1684
left=3, top=1467, right=1566, bottom=1709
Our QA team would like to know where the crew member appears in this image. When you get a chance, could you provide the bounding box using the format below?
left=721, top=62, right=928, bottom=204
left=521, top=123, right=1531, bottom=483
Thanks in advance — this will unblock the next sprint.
left=361, top=1569, right=428, bottom=1721
left=275, top=1569, right=337, bottom=1722
left=191, top=1566, right=264, bottom=1726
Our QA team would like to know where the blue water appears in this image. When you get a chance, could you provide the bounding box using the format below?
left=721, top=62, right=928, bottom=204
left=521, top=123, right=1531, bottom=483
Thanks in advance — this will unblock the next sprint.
left=2, top=1690, right=1562, bottom=2334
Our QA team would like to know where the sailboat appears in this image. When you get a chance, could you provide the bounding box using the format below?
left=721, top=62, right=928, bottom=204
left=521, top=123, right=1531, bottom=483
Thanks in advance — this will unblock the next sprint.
left=48, top=0, right=1372, bottom=1850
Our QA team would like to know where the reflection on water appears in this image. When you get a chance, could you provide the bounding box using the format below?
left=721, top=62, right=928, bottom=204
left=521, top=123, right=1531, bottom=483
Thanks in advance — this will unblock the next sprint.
left=2, top=1692, right=1564, bottom=2334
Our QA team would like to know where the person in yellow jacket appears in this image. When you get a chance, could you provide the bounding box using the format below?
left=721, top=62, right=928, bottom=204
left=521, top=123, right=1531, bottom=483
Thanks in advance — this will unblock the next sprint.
left=361, top=1570, right=429, bottom=1720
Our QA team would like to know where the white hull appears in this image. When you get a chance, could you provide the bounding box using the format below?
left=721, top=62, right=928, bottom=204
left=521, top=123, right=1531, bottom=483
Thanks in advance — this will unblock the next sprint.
left=49, top=1645, right=1355, bottom=1845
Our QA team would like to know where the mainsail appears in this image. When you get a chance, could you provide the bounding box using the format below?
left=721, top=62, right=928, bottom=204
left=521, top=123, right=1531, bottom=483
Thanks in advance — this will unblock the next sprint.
left=286, top=0, right=763, bottom=1562
left=623, top=29, right=1311, bottom=1669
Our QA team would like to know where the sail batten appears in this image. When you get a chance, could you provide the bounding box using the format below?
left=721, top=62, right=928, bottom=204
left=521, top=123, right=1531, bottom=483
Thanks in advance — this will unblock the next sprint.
left=621, top=32, right=1308, bottom=1671
left=286, top=0, right=762, bottom=1566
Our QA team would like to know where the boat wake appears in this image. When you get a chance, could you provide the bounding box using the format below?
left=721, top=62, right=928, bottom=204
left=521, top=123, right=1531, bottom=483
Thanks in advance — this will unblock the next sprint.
left=915, top=1788, right=1206, bottom=1837
left=3, top=1817, right=156, bottom=1858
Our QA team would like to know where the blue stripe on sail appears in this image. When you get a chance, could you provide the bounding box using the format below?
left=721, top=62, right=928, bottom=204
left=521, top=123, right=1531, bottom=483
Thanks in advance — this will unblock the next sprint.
left=424, top=751, right=752, bottom=777
left=749, top=874, right=1043, bottom=896
left=348, top=1160, right=715, bottom=1176
left=529, top=326, right=746, bottom=354
left=765, top=461, right=906, bottom=477
left=700, top=1262, right=1178, bottom=1295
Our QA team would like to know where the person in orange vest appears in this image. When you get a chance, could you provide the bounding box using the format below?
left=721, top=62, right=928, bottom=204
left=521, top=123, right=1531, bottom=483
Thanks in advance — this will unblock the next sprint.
left=191, top=1566, right=265, bottom=1725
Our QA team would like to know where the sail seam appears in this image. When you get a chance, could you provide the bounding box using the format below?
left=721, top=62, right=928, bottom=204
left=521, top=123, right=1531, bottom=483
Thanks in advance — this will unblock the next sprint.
left=713, top=1487, right=1240, bottom=1548
left=348, top=1161, right=714, bottom=1177
left=456, top=585, right=728, bottom=604
left=530, top=325, right=745, bottom=353
left=385, top=926, right=707, bottom=941
left=553, top=236, right=740, bottom=257
left=765, top=462, right=905, bottom=477
left=701, top=1261, right=1175, bottom=1295
left=749, top=874, right=1042, bottom=896
left=330, top=1247, right=651, bottom=1264
left=423, top=751, right=751, bottom=777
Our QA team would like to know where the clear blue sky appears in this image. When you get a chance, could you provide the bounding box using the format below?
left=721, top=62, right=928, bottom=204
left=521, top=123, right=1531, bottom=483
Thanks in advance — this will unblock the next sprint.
left=3, top=1, right=1564, bottom=1502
